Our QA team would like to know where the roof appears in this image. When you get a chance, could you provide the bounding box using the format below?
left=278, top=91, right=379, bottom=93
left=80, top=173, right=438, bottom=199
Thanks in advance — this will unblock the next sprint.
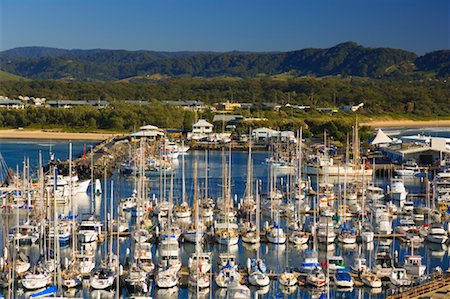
left=130, top=130, right=164, bottom=137
left=212, top=114, right=244, bottom=123
left=140, top=124, right=161, bottom=131
left=0, top=99, right=22, bottom=105
left=193, top=119, right=213, bottom=127
left=369, top=129, right=393, bottom=145
left=252, top=127, right=278, bottom=134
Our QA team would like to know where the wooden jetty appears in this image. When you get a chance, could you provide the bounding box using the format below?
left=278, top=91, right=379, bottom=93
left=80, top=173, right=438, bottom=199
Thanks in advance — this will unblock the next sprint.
left=386, top=274, right=450, bottom=299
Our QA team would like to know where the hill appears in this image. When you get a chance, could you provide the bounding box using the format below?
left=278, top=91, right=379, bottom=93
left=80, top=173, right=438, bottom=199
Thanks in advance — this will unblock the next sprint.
left=0, top=42, right=446, bottom=81
left=0, top=70, right=28, bottom=81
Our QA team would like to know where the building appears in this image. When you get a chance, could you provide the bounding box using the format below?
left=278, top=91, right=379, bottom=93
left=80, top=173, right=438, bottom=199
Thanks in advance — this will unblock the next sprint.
left=130, top=125, right=165, bottom=140
left=162, top=100, right=207, bottom=111
left=47, top=100, right=109, bottom=108
left=341, top=103, right=364, bottom=112
left=192, top=119, right=213, bottom=134
left=0, top=97, right=25, bottom=109
left=382, top=138, right=450, bottom=165
left=252, top=127, right=278, bottom=141
left=212, top=114, right=244, bottom=124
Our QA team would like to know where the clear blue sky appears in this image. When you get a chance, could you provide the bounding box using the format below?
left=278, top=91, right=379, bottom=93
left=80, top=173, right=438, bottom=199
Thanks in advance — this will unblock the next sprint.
left=0, top=0, right=448, bottom=54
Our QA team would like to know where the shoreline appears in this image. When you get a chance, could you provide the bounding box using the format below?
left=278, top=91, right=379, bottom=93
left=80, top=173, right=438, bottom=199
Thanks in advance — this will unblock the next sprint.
left=0, top=129, right=122, bottom=140
left=360, top=119, right=450, bottom=128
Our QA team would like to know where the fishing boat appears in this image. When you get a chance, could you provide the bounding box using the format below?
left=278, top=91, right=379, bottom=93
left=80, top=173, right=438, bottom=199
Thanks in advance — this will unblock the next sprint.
left=389, top=268, right=411, bottom=286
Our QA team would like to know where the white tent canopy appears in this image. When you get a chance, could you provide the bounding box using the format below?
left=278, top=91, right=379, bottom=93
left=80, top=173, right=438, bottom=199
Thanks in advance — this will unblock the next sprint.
left=370, top=128, right=393, bottom=145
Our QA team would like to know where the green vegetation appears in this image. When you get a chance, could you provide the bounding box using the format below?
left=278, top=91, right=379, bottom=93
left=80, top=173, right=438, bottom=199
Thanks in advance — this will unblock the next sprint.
left=1, top=76, right=448, bottom=115
left=0, top=104, right=194, bottom=133
left=3, top=42, right=447, bottom=81
left=0, top=70, right=28, bottom=81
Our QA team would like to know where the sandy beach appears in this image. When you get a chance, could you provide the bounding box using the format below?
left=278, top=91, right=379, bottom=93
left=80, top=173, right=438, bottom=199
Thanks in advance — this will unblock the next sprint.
left=360, top=119, right=450, bottom=128
left=0, top=129, right=122, bottom=140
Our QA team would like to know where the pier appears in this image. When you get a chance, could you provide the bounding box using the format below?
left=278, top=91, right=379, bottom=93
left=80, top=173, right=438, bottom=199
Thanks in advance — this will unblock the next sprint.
left=386, top=273, right=450, bottom=299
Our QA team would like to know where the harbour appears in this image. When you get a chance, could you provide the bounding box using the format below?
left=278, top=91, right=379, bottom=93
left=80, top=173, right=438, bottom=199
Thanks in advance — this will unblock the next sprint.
left=0, top=124, right=448, bottom=299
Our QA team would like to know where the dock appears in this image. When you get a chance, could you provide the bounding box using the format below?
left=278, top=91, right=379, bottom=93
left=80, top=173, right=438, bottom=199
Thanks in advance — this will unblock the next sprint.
left=386, top=274, right=450, bottom=299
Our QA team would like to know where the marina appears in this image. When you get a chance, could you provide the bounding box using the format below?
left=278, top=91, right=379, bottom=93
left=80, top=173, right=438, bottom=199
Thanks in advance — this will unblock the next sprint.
left=0, top=127, right=449, bottom=299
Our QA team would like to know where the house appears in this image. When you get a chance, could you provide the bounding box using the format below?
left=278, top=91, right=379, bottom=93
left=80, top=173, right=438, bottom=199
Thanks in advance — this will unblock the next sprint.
left=341, top=103, right=364, bottom=112
left=0, top=97, right=24, bottom=109
left=192, top=119, right=213, bottom=134
left=130, top=125, right=164, bottom=140
left=252, top=127, right=278, bottom=141
left=263, top=102, right=282, bottom=111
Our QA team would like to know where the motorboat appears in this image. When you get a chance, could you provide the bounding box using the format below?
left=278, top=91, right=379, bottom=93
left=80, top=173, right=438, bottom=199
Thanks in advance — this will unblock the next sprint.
left=306, top=267, right=327, bottom=288
left=350, top=257, right=368, bottom=274
left=215, top=262, right=241, bottom=288
left=89, top=267, right=115, bottom=290
left=361, top=272, right=382, bottom=288
left=299, top=250, right=321, bottom=273
left=134, top=242, right=155, bottom=274
left=334, top=269, right=354, bottom=288
left=389, top=178, right=408, bottom=205
left=426, top=223, right=448, bottom=244
left=372, top=252, right=393, bottom=278
left=77, top=214, right=102, bottom=243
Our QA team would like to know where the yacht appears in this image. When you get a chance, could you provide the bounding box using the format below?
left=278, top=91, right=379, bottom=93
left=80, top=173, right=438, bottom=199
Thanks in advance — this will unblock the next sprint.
left=77, top=214, right=102, bottom=243
left=21, top=270, right=52, bottom=290
left=135, top=242, right=155, bottom=274
left=316, top=216, right=336, bottom=243
left=215, top=262, right=241, bottom=288
left=389, top=178, right=408, bottom=206
left=306, top=267, right=327, bottom=288
left=426, top=223, right=448, bottom=244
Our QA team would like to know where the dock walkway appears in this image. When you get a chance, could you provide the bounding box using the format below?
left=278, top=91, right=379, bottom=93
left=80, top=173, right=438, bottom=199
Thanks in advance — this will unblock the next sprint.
left=386, top=274, right=450, bottom=299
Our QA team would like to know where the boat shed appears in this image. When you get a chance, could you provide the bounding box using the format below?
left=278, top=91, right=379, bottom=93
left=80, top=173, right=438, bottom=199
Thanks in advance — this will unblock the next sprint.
left=382, top=138, right=450, bottom=165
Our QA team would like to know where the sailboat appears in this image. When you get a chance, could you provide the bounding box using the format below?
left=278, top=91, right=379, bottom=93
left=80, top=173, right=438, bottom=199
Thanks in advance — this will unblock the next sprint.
left=175, top=142, right=192, bottom=219
left=247, top=180, right=270, bottom=288
left=188, top=164, right=211, bottom=290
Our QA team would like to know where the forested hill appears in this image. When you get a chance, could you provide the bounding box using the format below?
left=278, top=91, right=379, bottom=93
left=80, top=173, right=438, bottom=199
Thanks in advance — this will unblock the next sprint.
left=0, top=42, right=447, bottom=81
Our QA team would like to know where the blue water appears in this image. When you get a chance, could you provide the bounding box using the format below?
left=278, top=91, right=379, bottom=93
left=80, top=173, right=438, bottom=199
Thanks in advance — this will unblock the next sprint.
left=0, top=138, right=449, bottom=299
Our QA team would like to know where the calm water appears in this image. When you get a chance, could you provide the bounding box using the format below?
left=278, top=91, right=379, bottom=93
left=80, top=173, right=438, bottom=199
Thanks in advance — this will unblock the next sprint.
left=0, top=138, right=449, bottom=299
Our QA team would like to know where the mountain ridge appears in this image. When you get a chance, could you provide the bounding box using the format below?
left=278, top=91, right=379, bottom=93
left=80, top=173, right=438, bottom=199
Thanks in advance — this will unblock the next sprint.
left=1, top=42, right=447, bottom=81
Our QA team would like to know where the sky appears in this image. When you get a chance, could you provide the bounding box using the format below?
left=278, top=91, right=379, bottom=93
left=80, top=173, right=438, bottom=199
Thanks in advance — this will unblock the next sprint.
left=0, top=0, right=448, bottom=54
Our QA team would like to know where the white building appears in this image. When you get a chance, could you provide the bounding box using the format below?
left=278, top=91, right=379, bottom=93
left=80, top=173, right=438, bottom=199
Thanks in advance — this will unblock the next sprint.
left=252, top=127, right=278, bottom=141
left=130, top=124, right=164, bottom=140
left=192, top=119, right=213, bottom=134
